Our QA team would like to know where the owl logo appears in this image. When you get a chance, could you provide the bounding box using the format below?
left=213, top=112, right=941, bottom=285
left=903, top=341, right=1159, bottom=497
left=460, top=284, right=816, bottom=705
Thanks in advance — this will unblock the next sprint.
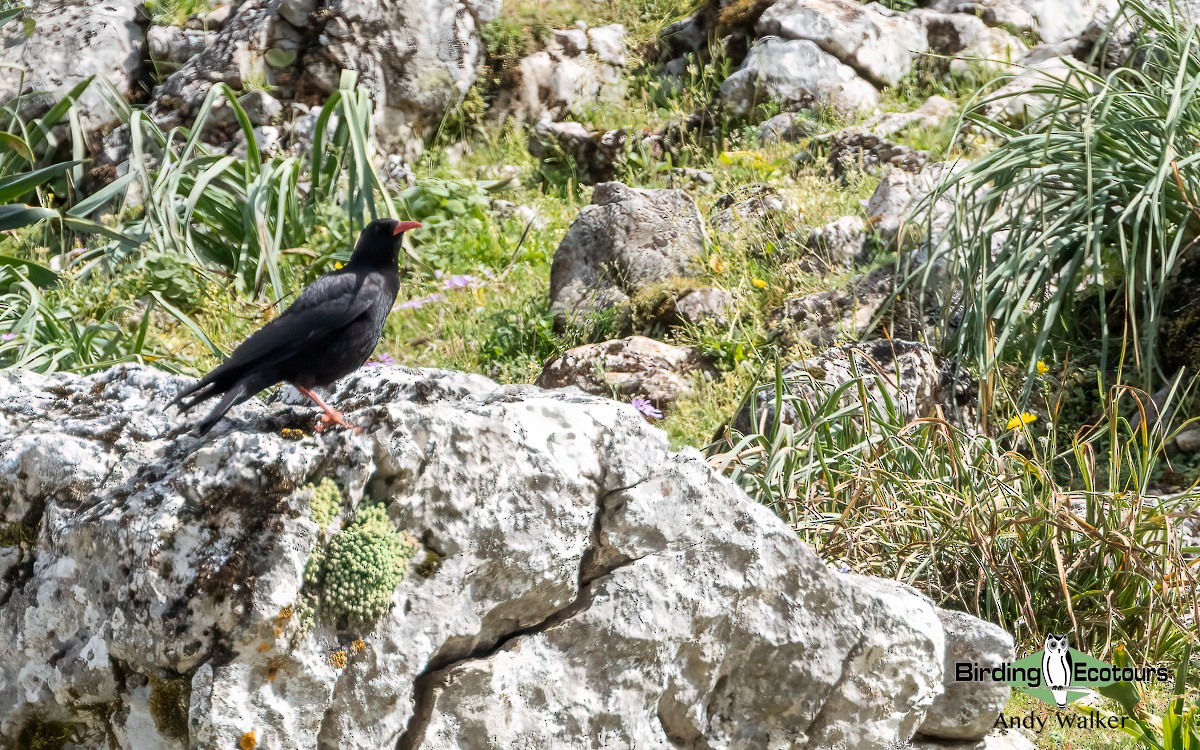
left=1041, top=633, right=1073, bottom=708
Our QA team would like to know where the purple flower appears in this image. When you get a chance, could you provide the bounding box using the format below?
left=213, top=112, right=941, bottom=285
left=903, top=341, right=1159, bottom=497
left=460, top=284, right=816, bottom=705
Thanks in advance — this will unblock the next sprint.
left=441, top=274, right=478, bottom=290
left=0, top=333, right=15, bottom=341
left=366, top=352, right=396, bottom=368
left=837, top=562, right=852, bottom=574
left=393, top=293, right=445, bottom=311
left=631, top=396, right=663, bottom=421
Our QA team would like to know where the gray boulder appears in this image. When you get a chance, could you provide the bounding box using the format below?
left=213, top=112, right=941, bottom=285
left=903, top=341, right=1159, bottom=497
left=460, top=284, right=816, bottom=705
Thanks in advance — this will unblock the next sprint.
left=0, top=0, right=143, bottom=146
left=919, top=608, right=1015, bottom=741
left=549, top=182, right=707, bottom=323
left=720, top=37, right=880, bottom=116
left=535, top=335, right=713, bottom=409
left=756, top=0, right=928, bottom=87
left=0, top=363, right=981, bottom=749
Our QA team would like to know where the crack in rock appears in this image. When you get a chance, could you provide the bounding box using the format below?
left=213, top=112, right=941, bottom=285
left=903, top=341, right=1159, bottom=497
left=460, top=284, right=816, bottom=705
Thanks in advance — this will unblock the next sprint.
left=392, top=482, right=644, bottom=750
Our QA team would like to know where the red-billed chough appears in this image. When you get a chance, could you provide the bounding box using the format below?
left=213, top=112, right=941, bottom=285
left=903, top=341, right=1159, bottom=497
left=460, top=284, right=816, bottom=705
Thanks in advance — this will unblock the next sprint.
left=173, top=218, right=420, bottom=435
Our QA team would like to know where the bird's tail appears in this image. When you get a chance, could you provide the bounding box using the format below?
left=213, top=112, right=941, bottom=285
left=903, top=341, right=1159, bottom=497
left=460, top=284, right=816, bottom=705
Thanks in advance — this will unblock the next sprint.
left=1052, top=688, right=1068, bottom=709
left=196, top=381, right=251, bottom=436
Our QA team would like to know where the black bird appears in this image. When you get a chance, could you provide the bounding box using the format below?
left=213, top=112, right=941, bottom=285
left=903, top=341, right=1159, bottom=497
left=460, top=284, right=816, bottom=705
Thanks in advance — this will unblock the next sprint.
left=173, top=218, right=420, bottom=435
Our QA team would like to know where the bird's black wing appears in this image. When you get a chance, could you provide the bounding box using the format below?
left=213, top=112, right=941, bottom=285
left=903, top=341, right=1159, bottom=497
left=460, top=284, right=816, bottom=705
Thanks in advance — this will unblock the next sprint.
left=175, top=270, right=386, bottom=407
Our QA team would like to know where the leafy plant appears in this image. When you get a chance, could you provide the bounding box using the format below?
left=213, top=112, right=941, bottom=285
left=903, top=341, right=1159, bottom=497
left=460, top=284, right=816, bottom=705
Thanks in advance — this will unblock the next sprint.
left=1079, top=644, right=1200, bottom=749
left=86, top=72, right=401, bottom=301
left=909, top=0, right=1200, bottom=386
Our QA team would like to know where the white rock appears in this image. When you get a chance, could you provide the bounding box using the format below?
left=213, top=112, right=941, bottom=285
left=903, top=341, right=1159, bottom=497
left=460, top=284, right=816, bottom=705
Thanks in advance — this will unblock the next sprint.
left=0, top=0, right=143, bottom=142
left=0, top=363, right=990, bottom=749
left=756, top=0, right=928, bottom=87
left=927, top=0, right=1115, bottom=43
left=720, top=37, right=880, bottom=115
left=920, top=608, right=1014, bottom=740
left=536, top=336, right=712, bottom=408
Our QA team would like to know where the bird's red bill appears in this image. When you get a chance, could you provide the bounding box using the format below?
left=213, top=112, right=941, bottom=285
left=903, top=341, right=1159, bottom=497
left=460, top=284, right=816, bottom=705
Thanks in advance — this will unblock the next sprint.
left=394, top=220, right=422, bottom=235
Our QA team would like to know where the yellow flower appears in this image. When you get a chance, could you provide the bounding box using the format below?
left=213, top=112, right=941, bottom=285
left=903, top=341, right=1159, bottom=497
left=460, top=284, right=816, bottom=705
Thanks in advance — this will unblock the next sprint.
left=1006, top=412, right=1038, bottom=430
left=1036, top=360, right=1049, bottom=375
left=751, top=278, right=767, bottom=289
left=335, top=261, right=344, bottom=269
left=709, top=254, right=727, bottom=274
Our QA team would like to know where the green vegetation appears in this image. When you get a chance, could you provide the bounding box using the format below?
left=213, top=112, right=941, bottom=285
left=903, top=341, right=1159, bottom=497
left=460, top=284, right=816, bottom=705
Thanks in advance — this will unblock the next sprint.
left=915, top=0, right=1200, bottom=387
left=301, top=481, right=418, bottom=625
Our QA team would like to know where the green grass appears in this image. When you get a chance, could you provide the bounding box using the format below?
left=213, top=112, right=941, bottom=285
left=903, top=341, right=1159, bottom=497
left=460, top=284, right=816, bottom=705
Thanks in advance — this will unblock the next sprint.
left=3, top=0, right=1197, bottom=684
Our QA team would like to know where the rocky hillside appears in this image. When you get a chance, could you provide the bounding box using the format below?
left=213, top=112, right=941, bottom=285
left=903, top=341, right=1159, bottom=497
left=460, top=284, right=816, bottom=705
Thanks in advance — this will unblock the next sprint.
left=2, top=0, right=1199, bottom=747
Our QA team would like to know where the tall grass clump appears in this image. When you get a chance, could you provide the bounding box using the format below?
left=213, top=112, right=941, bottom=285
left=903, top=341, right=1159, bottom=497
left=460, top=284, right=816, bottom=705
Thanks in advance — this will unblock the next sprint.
left=911, top=0, right=1200, bottom=386
left=712, top=364, right=1200, bottom=659
left=86, top=73, right=400, bottom=302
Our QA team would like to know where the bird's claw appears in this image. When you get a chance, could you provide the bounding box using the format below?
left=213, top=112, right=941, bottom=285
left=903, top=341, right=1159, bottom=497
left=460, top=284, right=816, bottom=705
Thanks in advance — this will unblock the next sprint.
left=314, top=411, right=361, bottom=434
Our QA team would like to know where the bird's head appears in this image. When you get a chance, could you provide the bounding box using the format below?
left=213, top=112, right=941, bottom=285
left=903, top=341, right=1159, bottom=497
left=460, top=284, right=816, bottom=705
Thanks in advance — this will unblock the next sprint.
left=348, top=218, right=422, bottom=268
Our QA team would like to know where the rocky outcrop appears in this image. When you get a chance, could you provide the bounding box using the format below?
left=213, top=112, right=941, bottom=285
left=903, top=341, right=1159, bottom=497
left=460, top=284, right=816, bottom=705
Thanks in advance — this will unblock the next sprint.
left=756, top=0, right=928, bottom=87
left=0, top=0, right=143, bottom=147
left=549, top=182, right=707, bottom=324
left=536, top=336, right=713, bottom=409
left=0, top=363, right=1008, bottom=749
left=492, top=23, right=627, bottom=123
left=720, top=36, right=881, bottom=115
left=145, top=0, right=499, bottom=157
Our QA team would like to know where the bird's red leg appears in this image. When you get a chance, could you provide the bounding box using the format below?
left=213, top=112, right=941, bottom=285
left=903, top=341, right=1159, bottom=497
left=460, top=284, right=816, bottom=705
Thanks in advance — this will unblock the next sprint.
left=295, top=386, right=359, bottom=433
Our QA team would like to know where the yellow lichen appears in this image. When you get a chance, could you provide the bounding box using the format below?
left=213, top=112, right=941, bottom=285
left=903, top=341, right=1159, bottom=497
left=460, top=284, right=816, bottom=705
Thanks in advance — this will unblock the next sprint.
left=328, top=651, right=348, bottom=669
left=256, top=642, right=271, bottom=653
left=351, top=639, right=367, bottom=654
left=240, top=730, right=257, bottom=750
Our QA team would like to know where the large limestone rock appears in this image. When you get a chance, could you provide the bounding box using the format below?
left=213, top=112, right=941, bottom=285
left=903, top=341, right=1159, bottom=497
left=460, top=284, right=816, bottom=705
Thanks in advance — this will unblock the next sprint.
left=720, top=36, right=881, bottom=115
left=0, top=0, right=143, bottom=146
left=146, top=0, right=499, bottom=156
left=0, top=363, right=989, bottom=749
left=756, top=0, right=928, bottom=87
left=549, top=182, right=707, bottom=324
